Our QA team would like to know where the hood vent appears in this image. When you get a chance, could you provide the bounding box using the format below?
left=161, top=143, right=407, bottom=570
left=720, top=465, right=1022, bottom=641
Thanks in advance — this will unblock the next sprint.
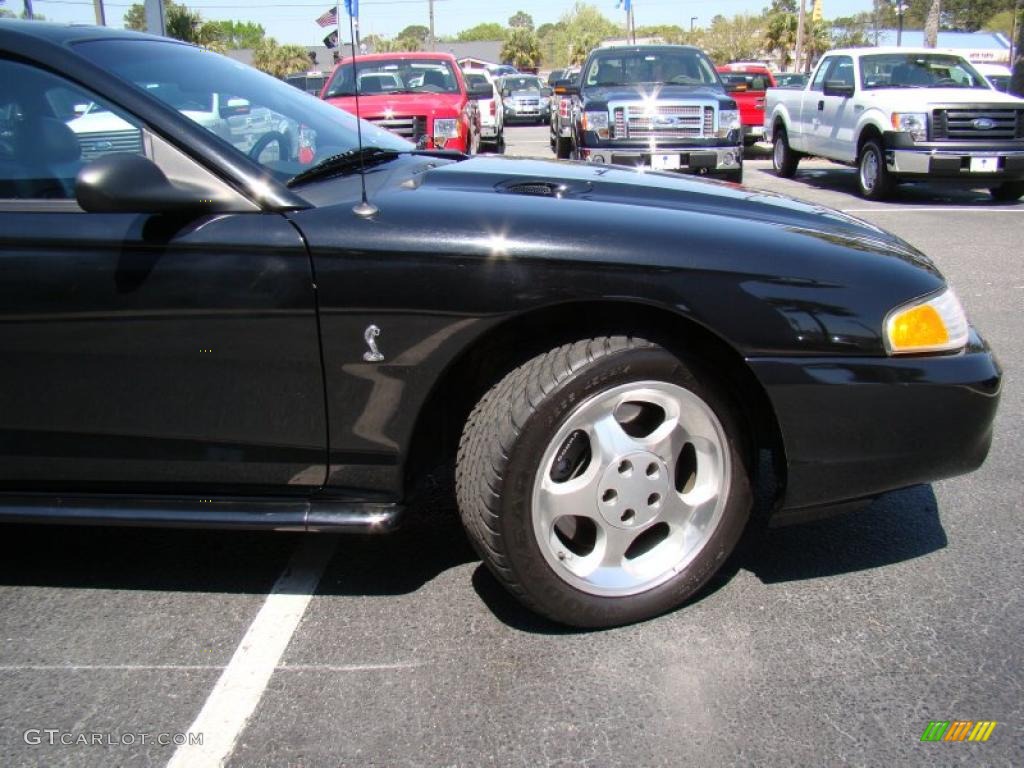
left=497, top=179, right=593, bottom=198
left=506, top=182, right=561, bottom=197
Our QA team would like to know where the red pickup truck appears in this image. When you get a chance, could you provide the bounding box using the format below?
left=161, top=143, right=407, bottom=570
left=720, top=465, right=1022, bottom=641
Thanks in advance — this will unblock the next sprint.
left=716, top=63, right=776, bottom=145
left=321, top=52, right=487, bottom=153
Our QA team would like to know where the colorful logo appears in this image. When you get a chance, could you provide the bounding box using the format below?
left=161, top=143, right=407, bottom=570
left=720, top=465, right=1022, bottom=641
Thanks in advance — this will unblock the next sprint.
left=920, top=721, right=997, bottom=742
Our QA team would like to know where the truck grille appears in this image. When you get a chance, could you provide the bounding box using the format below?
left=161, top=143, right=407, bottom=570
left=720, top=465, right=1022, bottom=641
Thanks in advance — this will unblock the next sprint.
left=611, top=103, right=715, bottom=140
left=366, top=115, right=426, bottom=141
left=931, top=107, right=1024, bottom=140
left=76, top=129, right=143, bottom=160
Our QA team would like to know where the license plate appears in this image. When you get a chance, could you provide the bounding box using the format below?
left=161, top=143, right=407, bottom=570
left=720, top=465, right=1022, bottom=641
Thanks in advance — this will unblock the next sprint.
left=651, top=153, right=681, bottom=170
left=970, top=156, right=999, bottom=173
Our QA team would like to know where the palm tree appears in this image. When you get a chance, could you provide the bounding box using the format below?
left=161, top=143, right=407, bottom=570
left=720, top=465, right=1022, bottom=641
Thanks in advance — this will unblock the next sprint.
left=253, top=38, right=313, bottom=78
left=924, top=0, right=940, bottom=47
left=501, top=28, right=542, bottom=69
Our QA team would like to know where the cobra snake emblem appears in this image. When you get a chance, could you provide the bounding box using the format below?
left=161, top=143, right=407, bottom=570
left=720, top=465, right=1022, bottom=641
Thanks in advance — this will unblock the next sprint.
left=363, top=324, right=384, bottom=362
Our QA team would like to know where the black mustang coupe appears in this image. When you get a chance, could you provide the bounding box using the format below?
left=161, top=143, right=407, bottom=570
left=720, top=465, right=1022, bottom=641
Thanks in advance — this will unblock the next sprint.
left=0, top=22, right=1001, bottom=627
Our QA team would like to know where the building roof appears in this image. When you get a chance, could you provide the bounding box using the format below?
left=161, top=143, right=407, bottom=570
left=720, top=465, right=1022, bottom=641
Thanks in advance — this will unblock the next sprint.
left=433, top=40, right=503, bottom=64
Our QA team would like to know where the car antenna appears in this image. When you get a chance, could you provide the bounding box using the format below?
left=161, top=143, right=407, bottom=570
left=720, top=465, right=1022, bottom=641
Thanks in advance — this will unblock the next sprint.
left=346, top=5, right=378, bottom=218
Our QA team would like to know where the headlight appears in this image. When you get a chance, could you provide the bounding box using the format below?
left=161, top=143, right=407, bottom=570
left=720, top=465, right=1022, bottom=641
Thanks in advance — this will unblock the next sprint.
left=885, top=288, right=969, bottom=355
left=717, top=109, right=740, bottom=138
left=583, top=110, right=609, bottom=138
left=891, top=112, right=928, bottom=142
left=433, top=118, right=459, bottom=139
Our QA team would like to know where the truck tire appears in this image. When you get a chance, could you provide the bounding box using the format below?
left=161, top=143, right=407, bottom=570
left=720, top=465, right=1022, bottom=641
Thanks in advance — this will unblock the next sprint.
left=555, top=136, right=572, bottom=159
left=989, top=181, right=1024, bottom=202
left=772, top=128, right=799, bottom=178
left=857, top=139, right=895, bottom=200
left=455, top=337, right=753, bottom=628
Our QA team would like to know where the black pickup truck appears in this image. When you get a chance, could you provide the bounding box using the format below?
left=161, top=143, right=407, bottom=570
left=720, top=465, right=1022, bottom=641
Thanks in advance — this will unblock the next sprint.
left=556, top=45, right=744, bottom=181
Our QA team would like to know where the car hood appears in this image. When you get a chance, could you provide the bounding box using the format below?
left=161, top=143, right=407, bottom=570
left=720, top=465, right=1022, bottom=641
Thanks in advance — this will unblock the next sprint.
left=861, top=87, right=1024, bottom=108
left=582, top=85, right=732, bottom=105
left=412, top=155, right=918, bottom=250
left=325, top=92, right=464, bottom=118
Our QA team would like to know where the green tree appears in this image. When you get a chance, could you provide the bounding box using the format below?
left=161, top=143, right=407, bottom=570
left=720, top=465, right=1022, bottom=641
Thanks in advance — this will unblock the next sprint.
left=634, top=24, right=689, bottom=44
left=252, top=38, right=312, bottom=78
left=397, top=24, right=431, bottom=47
left=543, top=3, right=619, bottom=66
left=764, top=0, right=798, bottom=69
left=457, top=22, right=507, bottom=41
left=501, top=27, right=541, bottom=68
left=829, top=14, right=872, bottom=48
left=200, top=20, right=265, bottom=49
left=701, top=14, right=765, bottom=63
left=508, top=11, right=534, bottom=30
left=982, top=9, right=1015, bottom=38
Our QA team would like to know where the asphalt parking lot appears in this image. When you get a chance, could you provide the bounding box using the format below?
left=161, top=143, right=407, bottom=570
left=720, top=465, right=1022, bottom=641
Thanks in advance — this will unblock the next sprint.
left=2, top=123, right=1022, bottom=768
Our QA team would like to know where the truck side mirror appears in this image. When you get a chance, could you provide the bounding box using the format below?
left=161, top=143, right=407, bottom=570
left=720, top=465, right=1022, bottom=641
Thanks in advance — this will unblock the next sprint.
left=554, top=79, right=579, bottom=95
left=823, top=80, right=854, bottom=98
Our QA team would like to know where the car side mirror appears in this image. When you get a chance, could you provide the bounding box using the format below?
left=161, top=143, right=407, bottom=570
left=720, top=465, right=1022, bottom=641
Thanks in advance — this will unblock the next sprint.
left=554, top=79, right=579, bottom=95
left=823, top=80, right=854, bottom=98
left=76, top=153, right=224, bottom=214
left=468, top=82, right=495, bottom=100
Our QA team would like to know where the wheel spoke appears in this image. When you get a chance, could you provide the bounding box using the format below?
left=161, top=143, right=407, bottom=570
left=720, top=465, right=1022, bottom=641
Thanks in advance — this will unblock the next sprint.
left=590, top=412, right=641, bottom=463
left=536, top=469, right=600, bottom=532
left=642, top=417, right=687, bottom=466
left=598, top=523, right=637, bottom=571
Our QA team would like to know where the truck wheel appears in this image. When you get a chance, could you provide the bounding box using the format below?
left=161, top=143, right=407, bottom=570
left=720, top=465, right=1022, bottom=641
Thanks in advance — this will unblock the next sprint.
left=989, top=182, right=1024, bottom=202
left=772, top=128, right=799, bottom=178
left=456, top=337, right=753, bottom=628
left=857, top=139, right=895, bottom=200
left=555, top=136, right=572, bottom=159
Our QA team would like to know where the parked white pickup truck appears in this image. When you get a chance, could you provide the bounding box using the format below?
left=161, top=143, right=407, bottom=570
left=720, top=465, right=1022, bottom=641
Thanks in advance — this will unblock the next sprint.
left=764, top=47, right=1024, bottom=201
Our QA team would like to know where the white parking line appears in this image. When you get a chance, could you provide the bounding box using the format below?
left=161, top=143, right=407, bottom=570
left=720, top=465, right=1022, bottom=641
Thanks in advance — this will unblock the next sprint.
left=841, top=207, right=1024, bottom=213
left=0, top=663, right=420, bottom=673
left=166, top=535, right=337, bottom=768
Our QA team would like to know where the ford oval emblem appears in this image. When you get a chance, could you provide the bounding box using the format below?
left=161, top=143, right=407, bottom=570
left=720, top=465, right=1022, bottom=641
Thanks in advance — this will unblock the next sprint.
left=973, top=118, right=996, bottom=130
left=94, top=140, right=114, bottom=150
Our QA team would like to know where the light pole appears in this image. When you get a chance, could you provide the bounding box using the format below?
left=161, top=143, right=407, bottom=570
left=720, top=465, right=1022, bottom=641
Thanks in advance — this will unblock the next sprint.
left=690, top=16, right=697, bottom=33
left=895, top=2, right=908, bottom=46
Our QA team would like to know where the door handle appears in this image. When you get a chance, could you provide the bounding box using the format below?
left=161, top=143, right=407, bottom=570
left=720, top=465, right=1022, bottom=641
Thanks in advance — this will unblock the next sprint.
left=817, top=100, right=825, bottom=111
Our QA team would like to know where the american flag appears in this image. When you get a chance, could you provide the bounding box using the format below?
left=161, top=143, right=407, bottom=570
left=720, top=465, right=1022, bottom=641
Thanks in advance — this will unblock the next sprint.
left=316, top=7, right=337, bottom=27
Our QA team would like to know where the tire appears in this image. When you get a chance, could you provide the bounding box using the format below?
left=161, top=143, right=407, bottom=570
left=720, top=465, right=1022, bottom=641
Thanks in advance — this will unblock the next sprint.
left=989, top=181, right=1024, bottom=202
left=772, top=127, right=799, bottom=178
left=857, top=138, right=895, bottom=200
left=456, top=337, right=753, bottom=628
left=555, top=136, right=572, bottom=159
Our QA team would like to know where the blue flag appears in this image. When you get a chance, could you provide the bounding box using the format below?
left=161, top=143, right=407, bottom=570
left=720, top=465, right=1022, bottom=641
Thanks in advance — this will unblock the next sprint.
left=344, top=0, right=358, bottom=17
left=616, top=0, right=631, bottom=10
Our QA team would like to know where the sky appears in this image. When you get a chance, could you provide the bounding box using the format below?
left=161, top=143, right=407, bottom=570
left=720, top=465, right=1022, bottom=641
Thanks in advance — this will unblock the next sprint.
left=16, top=0, right=876, bottom=47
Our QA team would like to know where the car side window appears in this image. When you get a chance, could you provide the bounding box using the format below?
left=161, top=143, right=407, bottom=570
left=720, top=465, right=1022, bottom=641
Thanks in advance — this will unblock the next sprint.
left=809, top=58, right=834, bottom=92
left=831, top=56, right=855, bottom=88
left=0, top=58, right=147, bottom=200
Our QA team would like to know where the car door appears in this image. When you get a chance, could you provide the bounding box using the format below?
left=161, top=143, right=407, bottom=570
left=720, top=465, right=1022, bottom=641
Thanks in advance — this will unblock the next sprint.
left=817, top=55, right=856, bottom=161
left=0, top=57, right=327, bottom=496
left=801, top=55, right=834, bottom=155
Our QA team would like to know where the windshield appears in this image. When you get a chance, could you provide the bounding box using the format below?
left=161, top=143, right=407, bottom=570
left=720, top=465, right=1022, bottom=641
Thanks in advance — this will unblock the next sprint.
left=73, top=40, right=410, bottom=183
left=464, top=73, right=489, bottom=88
left=860, top=53, right=989, bottom=89
left=324, top=58, right=461, bottom=97
left=503, top=76, right=542, bottom=92
left=585, top=50, right=720, bottom=88
left=719, top=73, right=770, bottom=91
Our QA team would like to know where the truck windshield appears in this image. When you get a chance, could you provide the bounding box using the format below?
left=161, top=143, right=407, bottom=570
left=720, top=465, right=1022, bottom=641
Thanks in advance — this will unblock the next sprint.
left=860, top=53, right=989, bottom=89
left=584, top=50, right=719, bottom=88
left=325, top=58, right=461, bottom=97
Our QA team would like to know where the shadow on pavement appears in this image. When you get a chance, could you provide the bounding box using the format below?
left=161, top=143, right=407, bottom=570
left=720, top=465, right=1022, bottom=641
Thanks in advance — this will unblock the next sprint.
left=743, top=483, right=945, bottom=583
left=0, top=482, right=945, bottom=630
left=754, top=162, right=1018, bottom=207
